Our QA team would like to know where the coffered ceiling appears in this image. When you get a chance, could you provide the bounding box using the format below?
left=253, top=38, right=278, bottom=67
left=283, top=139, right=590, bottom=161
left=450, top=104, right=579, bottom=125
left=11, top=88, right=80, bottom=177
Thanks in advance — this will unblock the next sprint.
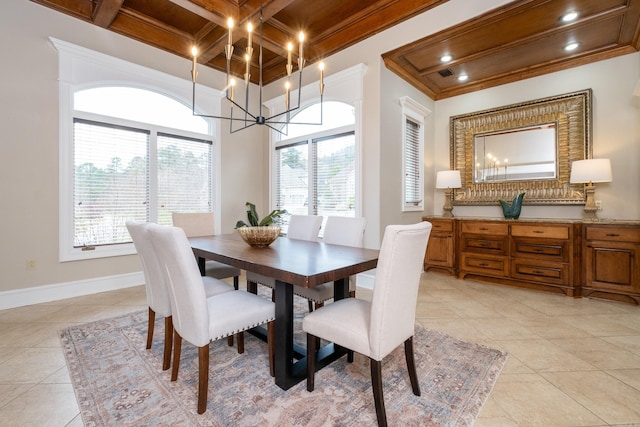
left=31, top=0, right=640, bottom=100
left=383, top=0, right=640, bottom=99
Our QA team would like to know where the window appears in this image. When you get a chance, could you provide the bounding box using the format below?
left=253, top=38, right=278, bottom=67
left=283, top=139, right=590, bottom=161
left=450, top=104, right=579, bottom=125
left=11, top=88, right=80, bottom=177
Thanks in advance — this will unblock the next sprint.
left=400, top=96, right=430, bottom=212
left=274, top=103, right=356, bottom=233
left=52, top=38, right=221, bottom=261
left=71, top=89, right=213, bottom=254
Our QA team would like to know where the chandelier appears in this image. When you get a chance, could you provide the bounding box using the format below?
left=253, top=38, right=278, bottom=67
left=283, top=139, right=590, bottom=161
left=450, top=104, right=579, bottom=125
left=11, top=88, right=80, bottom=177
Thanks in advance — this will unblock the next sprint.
left=189, top=3, right=325, bottom=135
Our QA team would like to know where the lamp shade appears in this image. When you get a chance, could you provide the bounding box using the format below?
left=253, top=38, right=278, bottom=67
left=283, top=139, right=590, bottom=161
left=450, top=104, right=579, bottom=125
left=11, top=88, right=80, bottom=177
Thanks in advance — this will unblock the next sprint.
left=436, top=170, right=462, bottom=189
left=569, top=159, right=612, bottom=184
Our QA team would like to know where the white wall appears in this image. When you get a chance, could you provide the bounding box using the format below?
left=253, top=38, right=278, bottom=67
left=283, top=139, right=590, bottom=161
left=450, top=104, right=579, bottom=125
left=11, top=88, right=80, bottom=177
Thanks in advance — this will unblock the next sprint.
left=433, top=53, right=640, bottom=220
left=2, top=0, right=638, bottom=305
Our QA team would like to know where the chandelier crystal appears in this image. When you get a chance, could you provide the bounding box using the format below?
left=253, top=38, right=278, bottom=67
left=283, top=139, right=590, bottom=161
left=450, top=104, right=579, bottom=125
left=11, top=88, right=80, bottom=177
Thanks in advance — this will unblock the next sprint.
left=189, top=2, right=324, bottom=135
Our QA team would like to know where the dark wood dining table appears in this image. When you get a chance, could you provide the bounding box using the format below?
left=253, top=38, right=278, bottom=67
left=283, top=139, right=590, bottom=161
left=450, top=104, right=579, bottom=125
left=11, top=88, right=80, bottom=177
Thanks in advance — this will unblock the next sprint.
left=189, top=232, right=379, bottom=390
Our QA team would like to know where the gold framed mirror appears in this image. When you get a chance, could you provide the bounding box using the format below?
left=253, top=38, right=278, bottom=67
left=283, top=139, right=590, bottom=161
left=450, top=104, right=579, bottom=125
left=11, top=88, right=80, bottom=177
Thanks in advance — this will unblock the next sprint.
left=450, top=89, right=592, bottom=205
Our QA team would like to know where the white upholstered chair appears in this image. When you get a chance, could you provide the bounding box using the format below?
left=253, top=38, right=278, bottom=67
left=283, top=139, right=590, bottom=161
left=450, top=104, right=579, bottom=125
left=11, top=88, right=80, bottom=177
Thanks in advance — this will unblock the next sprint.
left=246, top=214, right=323, bottom=297
left=126, top=221, right=233, bottom=371
left=294, top=216, right=366, bottom=311
left=148, top=223, right=276, bottom=414
left=303, top=221, right=432, bottom=427
left=172, top=212, right=242, bottom=289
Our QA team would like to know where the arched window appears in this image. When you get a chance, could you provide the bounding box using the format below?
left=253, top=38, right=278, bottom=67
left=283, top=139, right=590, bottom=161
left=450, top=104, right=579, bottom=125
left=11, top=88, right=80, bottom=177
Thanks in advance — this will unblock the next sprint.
left=53, top=38, right=220, bottom=261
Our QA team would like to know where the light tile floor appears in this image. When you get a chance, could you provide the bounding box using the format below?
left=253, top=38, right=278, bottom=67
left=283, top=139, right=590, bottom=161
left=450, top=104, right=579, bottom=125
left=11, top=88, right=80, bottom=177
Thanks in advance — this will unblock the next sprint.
left=0, top=272, right=639, bottom=426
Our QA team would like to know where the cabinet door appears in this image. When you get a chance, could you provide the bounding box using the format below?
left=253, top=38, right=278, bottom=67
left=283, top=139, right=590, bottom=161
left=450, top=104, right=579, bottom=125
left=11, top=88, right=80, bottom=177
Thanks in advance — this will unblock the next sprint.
left=426, top=233, right=454, bottom=267
left=585, top=242, right=640, bottom=293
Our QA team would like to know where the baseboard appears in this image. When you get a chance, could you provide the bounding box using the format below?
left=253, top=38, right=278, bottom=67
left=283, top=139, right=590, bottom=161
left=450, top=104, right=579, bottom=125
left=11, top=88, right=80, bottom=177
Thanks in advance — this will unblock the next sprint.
left=356, top=269, right=376, bottom=290
left=0, top=272, right=145, bottom=310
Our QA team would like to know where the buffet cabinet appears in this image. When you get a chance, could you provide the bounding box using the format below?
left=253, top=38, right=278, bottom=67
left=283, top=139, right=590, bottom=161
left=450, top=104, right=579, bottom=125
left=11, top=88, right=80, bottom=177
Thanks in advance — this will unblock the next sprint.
left=423, top=217, right=640, bottom=304
left=422, top=217, right=586, bottom=299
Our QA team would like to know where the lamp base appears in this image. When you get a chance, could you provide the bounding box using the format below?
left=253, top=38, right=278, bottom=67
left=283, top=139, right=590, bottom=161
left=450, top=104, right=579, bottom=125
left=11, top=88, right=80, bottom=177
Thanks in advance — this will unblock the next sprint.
left=582, top=183, right=600, bottom=222
left=442, top=188, right=454, bottom=218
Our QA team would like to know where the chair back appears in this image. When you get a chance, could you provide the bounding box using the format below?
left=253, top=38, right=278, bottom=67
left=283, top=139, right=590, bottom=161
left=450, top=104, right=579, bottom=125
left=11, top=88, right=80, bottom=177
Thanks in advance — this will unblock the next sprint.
left=323, top=216, right=366, bottom=247
left=172, top=212, right=215, bottom=237
left=368, top=222, right=432, bottom=360
left=287, top=215, right=323, bottom=241
left=147, top=223, right=211, bottom=347
left=126, top=221, right=172, bottom=317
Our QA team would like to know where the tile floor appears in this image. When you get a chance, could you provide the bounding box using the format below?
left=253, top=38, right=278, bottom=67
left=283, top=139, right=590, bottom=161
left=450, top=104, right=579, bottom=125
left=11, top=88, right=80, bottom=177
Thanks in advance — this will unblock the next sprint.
left=0, top=272, right=639, bottom=426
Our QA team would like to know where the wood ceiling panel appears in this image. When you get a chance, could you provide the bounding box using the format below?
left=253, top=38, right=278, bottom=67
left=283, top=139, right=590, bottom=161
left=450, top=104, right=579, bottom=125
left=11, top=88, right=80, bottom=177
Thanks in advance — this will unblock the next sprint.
left=29, top=0, right=640, bottom=98
left=382, top=0, right=640, bottom=99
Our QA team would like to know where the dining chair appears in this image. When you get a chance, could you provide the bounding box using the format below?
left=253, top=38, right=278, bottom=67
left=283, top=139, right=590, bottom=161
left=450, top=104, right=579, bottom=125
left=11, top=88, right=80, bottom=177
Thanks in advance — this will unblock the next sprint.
left=172, top=212, right=242, bottom=289
left=147, top=223, right=276, bottom=415
left=303, top=221, right=432, bottom=427
left=246, top=214, right=323, bottom=298
left=126, top=221, right=234, bottom=371
left=293, top=216, right=366, bottom=311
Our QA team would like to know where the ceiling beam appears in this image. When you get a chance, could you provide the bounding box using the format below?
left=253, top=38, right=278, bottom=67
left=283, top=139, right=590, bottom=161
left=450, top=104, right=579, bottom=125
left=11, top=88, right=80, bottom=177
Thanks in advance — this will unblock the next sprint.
left=92, top=0, right=125, bottom=28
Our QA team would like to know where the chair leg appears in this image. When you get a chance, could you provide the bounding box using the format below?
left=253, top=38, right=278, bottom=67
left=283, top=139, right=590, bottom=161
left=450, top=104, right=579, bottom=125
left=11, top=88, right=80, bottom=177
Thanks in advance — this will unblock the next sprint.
left=306, top=333, right=318, bottom=392
left=237, top=331, right=245, bottom=354
left=197, top=345, right=209, bottom=414
left=404, top=336, right=421, bottom=396
left=162, top=316, right=173, bottom=371
left=227, top=335, right=234, bottom=347
left=349, top=290, right=356, bottom=298
left=146, top=307, right=155, bottom=350
left=233, top=276, right=239, bottom=290
left=267, top=321, right=275, bottom=377
left=247, top=280, right=257, bottom=294
left=171, top=331, right=182, bottom=382
left=370, top=358, right=388, bottom=427
left=271, top=289, right=275, bottom=302
left=308, top=300, right=314, bottom=312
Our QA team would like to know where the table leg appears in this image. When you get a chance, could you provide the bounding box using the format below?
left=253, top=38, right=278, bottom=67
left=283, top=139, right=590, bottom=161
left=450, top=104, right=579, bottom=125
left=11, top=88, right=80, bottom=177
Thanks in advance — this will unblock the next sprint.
left=197, top=256, right=206, bottom=276
left=274, top=279, right=295, bottom=389
left=273, top=278, right=349, bottom=390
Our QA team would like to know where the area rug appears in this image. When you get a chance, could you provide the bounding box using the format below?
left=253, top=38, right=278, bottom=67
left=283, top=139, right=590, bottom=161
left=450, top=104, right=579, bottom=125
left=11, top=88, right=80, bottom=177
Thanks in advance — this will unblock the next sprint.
left=60, top=303, right=507, bottom=427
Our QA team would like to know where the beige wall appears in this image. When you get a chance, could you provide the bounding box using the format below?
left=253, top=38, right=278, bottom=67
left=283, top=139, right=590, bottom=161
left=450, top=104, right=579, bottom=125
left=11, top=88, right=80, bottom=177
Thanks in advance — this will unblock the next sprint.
left=2, top=0, right=638, bottom=303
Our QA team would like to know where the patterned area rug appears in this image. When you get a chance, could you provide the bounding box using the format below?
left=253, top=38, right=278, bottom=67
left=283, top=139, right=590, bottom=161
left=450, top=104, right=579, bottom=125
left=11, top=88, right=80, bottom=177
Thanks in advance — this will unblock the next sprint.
left=60, top=303, right=507, bottom=426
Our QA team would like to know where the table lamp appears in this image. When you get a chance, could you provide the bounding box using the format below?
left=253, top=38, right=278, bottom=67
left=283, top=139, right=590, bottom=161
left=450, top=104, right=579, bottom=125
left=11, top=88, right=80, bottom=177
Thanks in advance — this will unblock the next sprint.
left=436, top=170, right=461, bottom=217
left=569, top=158, right=612, bottom=222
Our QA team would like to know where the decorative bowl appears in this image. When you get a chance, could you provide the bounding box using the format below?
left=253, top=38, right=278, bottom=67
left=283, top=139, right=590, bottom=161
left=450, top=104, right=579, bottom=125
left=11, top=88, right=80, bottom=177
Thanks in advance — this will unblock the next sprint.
left=237, top=226, right=281, bottom=247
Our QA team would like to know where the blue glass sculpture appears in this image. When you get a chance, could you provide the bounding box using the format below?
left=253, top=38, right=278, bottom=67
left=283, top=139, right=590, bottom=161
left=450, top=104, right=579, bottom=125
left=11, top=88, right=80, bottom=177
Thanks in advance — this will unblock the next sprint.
left=499, top=192, right=525, bottom=219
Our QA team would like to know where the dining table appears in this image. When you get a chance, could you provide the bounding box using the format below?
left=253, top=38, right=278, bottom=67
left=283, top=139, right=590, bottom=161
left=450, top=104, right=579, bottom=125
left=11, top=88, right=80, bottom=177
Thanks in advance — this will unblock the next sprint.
left=189, top=232, right=379, bottom=390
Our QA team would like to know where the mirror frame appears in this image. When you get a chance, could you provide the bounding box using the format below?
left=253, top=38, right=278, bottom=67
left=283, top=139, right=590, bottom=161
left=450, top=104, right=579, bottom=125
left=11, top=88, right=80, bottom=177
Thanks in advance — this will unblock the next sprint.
left=450, top=89, right=592, bottom=205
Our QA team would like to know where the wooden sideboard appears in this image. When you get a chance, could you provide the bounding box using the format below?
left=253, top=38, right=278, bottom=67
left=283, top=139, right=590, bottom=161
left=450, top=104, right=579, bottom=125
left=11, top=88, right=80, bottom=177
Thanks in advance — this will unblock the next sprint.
left=422, top=216, right=640, bottom=305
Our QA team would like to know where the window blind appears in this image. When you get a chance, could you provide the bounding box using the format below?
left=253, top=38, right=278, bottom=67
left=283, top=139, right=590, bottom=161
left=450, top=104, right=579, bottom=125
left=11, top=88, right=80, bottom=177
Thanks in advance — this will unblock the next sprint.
left=313, top=132, right=355, bottom=219
left=157, top=133, right=213, bottom=225
left=73, top=119, right=149, bottom=247
left=404, top=118, right=422, bottom=206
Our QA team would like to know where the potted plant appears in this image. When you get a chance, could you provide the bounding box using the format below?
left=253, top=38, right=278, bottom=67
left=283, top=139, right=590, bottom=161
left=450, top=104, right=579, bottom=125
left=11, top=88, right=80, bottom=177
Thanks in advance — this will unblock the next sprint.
left=235, top=202, right=287, bottom=247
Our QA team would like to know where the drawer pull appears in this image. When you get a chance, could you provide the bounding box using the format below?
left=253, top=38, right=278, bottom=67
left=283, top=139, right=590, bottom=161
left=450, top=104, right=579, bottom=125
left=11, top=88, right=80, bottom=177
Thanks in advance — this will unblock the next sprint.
left=606, top=233, right=620, bottom=237
left=533, top=230, right=544, bottom=234
left=479, top=263, right=488, bottom=267
left=480, top=227, right=489, bottom=231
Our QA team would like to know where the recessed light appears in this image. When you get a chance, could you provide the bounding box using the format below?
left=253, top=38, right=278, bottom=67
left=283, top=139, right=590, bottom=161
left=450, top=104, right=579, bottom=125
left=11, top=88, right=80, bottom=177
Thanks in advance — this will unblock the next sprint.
left=457, top=74, right=468, bottom=82
left=561, top=11, right=578, bottom=22
left=440, top=54, right=452, bottom=63
left=564, top=42, right=579, bottom=51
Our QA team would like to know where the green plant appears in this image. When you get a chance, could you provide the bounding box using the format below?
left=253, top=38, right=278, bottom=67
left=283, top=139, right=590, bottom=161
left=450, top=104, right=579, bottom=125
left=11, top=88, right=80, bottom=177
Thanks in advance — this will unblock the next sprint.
left=235, top=202, right=287, bottom=228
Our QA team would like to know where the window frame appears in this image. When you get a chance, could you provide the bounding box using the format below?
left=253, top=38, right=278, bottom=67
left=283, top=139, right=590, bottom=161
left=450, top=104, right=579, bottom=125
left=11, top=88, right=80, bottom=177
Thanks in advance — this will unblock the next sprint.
left=400, top=96, right=431, bottom=212
left=52, top=38, right=222, bottom=261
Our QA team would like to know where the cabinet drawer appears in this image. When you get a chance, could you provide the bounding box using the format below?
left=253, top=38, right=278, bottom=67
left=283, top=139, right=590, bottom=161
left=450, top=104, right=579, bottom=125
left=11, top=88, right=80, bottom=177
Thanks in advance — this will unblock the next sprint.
left=428, top=219, right=454, bottom=233
left=511, top=259, right=570, bottom=285
left=511, top=224, right=569, bottom=240
left=460, top=253, right=509, bottom=277
left=512, top=238, right=569, bottom=262
left=585, top=226, right=640, bottom=243
left=461, top=234, right=508, bottom=255
left=461, top=222, right=508, bottom=235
